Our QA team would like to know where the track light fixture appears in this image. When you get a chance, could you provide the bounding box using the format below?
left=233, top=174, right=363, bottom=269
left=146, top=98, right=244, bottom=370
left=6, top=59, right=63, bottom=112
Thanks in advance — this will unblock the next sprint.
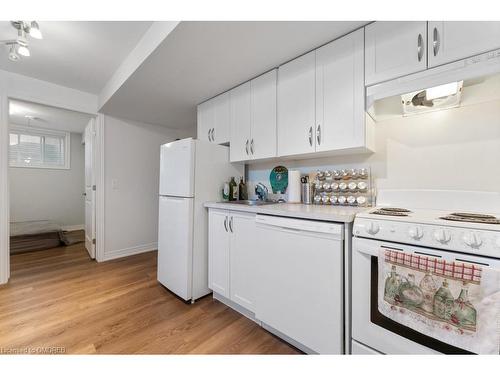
left=1, top=21, right=43, bottom=62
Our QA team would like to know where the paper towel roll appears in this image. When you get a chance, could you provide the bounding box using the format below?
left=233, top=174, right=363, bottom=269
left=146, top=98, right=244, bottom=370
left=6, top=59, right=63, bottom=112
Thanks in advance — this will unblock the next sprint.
left=287, top=170, right=301, bottom=203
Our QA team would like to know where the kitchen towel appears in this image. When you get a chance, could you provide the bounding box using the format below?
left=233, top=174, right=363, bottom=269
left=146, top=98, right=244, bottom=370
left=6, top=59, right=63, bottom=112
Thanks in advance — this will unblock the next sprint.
left=378, top=248, right=500, bottom=354
left=287, top=170, right=301, bottom=203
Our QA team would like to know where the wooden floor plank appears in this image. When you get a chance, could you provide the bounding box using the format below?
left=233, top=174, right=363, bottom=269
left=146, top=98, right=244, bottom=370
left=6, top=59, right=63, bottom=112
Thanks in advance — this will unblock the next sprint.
left=0, top=243, right=300, bottom=354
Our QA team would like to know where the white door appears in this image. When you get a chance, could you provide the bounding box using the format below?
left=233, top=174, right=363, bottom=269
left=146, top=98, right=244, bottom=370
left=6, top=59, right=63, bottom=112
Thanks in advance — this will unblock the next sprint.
left=316, top=29, right=365, bottom=152
left=158, top=196, right=194, bottom=300
left=159, top=138, right=195, bottom=197
left=250, top=69, right=277, bottom=160
left=365, top=21, right=428, bottom=85
left=428, top=21, right=500, bottom=68
left=213, top=92, right=230, bottom=144
left=229, top=212, right=256, bottom=312
left=197, top=100, right=214, bottom=143
left=229, top=82, right=251, bottom=162
left=208, top=209, right=230, bottom=298
left=277, top=50, right=316, bottom=157
left=84, top=119, right=96, bottom=259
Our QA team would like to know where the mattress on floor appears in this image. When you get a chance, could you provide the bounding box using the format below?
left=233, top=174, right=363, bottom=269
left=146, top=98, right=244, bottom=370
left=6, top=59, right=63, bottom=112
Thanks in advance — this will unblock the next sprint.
left=10, top=220, right=63, bottom=255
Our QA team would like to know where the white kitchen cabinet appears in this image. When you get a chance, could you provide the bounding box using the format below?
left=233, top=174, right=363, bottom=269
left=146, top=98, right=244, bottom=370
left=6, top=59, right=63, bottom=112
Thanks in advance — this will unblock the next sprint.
left=197, top=92, right=230, bottom=145
left=208, top=209, right=256, bottom=312
left=315, top=28, right=365, bottom=152
left=250, top=70, right=277, bottom=160
left=277, top=51, right=316, bottom=157
left=229, top=212, right=256, bottom=312
left=365, top=21, right=428, bottom=85
left=197, top=100, right=214, bottom=143
left=212, top=92, right=230, bottom=144
left=428, top=21, right=500, bottom=68
left=229, top=70, right=277, bottom=162
left=208, top=209, right=230, bottom=298
left=229, top=82, right=251, bottom=162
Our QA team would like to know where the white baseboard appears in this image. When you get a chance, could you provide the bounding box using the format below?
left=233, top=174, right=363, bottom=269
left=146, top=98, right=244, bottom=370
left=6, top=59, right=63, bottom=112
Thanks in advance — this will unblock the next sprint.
left=100, top=242, right=158, bottom=262
left=61, top=224, right=85, bottom=232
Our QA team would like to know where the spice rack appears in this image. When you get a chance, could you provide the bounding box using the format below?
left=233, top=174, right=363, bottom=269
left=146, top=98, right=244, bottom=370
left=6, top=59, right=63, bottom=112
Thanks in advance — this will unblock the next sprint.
left=312, top=167, right=373, bottom=207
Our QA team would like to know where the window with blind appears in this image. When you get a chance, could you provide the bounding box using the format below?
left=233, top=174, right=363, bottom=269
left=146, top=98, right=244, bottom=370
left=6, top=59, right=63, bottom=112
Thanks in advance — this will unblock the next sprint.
left=9, top=125, right=70, bottom=169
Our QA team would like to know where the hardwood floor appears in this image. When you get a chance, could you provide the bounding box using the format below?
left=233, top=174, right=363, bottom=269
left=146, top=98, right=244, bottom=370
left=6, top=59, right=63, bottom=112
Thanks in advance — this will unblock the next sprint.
left=0, top=243, right=300, bottom=354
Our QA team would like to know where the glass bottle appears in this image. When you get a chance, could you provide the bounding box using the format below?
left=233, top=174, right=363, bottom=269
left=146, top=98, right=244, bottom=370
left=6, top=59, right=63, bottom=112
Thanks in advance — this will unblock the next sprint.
left=384, top=265, right=400, bottom=304
left=398, top=273, right=424, bottom=309
left=238, top=177, right=248, bottom=200
left=451, top=282, right=477, bottom=328
left=433, top=279, right=454, bottom=320
left=419, top=271, right=437, bottom=313
left=229, top=177, right=238, bottom=201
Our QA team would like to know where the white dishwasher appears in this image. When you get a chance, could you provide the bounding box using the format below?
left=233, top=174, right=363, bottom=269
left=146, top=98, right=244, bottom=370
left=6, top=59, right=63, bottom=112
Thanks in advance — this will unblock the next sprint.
left=255, top=214, right=344, bottom=354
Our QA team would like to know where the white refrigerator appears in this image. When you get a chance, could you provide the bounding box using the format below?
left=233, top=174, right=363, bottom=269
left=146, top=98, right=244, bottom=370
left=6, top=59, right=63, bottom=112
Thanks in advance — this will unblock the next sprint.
left=157, top=138, right=244, bottom=302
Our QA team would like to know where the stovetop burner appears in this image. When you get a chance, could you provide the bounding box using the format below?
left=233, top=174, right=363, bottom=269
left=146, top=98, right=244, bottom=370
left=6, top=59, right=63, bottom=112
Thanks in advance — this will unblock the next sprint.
left=371, top=207, right=412, bottom=217
left=440, top=212, right=500, bottom=224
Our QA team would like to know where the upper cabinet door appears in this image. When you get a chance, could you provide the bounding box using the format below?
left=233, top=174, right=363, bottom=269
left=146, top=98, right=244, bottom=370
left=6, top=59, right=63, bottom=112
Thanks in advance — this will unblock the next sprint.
left=251, top=69, right=277, bottom=160
left=229, top=82, right=251, bottom=162
left=428, top=21, right=500, bottom=68
left=277, top=51, right=316, bottom=157
left=365, top=21, right=428, bottom=86
left=316, top=29, right=365, bottom=152
left=197, top=101, right=214, bottom=143
left=213, top=92, right=230, bottom=144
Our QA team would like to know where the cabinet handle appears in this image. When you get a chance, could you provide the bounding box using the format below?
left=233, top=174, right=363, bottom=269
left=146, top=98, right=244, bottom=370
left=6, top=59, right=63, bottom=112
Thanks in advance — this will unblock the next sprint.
left=316, top=125, right=321, bottom=146
left=433, top=27, right=440, bottom=57
left=211, top=128, right=215, bottom=142
left=250, top=139, right=254, bottom=154
left=245, top=139, right=249, bottom=155
left=417, top=33, right=424, bottom=62
left=229, top=216, right=234, bottom=233
left=308, top=126, right=313, bottom=147
left=207, top=129, right=211, bottom=141
left=224, top=216, right=228, bottom=232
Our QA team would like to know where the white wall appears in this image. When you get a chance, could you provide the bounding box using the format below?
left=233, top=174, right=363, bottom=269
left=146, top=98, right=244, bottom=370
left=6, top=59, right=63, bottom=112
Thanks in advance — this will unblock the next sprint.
left=102, top=115, right=194, bottom=260
left=247, top=100, right=500, bottom=195
left=9, top=132, right=85, bottom=228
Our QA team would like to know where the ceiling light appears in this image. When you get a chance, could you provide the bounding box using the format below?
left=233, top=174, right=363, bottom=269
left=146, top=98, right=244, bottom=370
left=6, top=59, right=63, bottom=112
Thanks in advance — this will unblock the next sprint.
left=17, top=44, right=30, bottom=57
left=426, top=82, right=460, bottom=100
left=29, top=21, right=42, bottom=39
left=8, top=45, right=19, bottom=61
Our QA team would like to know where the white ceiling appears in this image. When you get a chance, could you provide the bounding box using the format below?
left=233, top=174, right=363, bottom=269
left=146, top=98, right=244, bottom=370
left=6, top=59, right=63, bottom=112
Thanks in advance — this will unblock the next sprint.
left=0, top=21, right=152, bottom=94
left=9, top=99, right=94, bottom=133
left=100, top=21, right=369, bottom=129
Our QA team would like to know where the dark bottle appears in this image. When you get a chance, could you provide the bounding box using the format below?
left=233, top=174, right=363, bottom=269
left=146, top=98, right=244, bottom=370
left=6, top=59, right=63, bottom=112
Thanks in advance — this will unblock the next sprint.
left=238, top=177, right=248, bottom=200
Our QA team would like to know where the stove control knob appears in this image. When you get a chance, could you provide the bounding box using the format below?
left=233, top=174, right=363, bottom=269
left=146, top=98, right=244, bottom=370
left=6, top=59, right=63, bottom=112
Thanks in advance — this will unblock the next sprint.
left=463, top=232, right=482, bottom=248
left=408, top=226, right=424, bottom=240
left=433, top=229, right=451, bottom=244
left=366, top=222, right=380, bottom=235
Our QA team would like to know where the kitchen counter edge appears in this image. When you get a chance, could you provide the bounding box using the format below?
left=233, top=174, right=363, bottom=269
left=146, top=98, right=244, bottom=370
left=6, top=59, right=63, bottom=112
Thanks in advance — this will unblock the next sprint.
left=203, top=202, right=370, bottom=223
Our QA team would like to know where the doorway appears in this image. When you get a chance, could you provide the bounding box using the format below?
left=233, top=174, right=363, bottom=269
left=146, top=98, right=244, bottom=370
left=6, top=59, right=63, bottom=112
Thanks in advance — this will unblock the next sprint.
left=7, top=98, right=96, bottom=263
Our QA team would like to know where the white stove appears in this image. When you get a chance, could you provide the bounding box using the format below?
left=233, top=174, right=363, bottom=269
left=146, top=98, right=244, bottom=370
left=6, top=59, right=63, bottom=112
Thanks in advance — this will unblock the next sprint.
left=354, top=190, right=500, bottom=258
left=350, top=189, right=500, bottom=355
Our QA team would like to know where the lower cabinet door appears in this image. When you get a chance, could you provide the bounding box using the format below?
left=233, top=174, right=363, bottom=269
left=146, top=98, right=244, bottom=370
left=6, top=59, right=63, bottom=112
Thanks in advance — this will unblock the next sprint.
left=229, top=212, right=256, bottom=312
left=208, top=209, right=230, bottom=298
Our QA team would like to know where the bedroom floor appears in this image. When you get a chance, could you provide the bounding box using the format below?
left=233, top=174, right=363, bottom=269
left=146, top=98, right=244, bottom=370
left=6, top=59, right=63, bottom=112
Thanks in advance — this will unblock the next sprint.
left=0, top=243, right=299, bottom=354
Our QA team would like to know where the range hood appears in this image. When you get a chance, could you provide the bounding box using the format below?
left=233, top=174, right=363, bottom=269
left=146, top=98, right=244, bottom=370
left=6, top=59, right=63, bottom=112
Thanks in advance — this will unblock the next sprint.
left=366, top=48, right=500, bottom=122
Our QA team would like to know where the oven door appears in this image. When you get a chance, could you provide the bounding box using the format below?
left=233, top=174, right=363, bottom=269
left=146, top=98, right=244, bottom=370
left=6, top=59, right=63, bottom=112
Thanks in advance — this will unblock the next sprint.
left=352, top=236, right=500, bottom=354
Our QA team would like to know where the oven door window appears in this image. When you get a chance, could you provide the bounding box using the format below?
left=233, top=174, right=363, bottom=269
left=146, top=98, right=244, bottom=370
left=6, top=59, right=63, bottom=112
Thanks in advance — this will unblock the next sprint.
left=370, top=256, right=473, bottom=354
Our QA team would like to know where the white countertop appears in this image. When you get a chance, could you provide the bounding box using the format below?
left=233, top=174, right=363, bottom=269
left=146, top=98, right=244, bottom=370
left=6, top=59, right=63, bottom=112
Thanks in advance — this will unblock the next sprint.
left=204, top=201, right=370, bottom=223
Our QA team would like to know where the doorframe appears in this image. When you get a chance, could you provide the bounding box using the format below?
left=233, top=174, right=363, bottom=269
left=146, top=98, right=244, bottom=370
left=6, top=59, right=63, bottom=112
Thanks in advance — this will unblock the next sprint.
left=0, top=95, right=102, bottom=284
